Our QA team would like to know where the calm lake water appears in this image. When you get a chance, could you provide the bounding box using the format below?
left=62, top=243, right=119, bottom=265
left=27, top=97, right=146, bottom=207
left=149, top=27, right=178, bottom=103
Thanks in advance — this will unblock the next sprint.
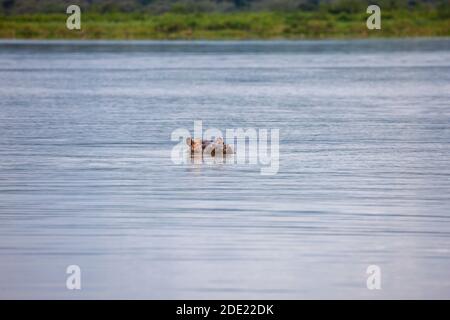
left=0, top=39, right=449, bottom=299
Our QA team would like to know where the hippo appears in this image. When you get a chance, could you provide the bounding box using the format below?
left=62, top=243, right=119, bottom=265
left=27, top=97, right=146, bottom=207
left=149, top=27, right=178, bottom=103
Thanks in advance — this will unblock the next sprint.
left=186, top=137, right=234, bottom=156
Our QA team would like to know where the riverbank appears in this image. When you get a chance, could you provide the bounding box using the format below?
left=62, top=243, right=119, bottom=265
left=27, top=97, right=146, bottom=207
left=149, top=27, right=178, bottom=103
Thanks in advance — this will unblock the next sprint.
left=0, top=10, right=449, bottom=40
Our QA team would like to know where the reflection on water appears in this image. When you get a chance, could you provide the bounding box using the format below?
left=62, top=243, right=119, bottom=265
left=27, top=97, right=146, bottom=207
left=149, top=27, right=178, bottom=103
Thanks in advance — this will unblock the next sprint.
left=0, top=39, right=449, bottom=299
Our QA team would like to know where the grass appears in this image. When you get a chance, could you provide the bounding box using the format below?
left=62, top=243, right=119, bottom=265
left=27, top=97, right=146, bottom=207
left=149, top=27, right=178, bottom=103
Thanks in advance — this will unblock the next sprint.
left=0, top=10, right=449, bottom=40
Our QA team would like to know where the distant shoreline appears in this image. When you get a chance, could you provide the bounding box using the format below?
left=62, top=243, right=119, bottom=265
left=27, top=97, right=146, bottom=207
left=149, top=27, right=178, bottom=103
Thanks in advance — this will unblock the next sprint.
left=1, top=11, right=449, bottom=40
left=0, top=37, right=449, bottom=44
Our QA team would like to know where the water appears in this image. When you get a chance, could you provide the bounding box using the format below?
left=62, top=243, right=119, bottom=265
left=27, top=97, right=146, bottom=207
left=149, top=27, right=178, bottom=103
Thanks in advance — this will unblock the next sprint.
left=0, top=39, right=449, bottom=299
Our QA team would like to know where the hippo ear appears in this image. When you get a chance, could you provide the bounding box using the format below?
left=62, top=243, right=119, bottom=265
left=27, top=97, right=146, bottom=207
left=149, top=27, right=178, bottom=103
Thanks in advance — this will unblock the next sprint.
left=186, top=137, right=192, bottom=146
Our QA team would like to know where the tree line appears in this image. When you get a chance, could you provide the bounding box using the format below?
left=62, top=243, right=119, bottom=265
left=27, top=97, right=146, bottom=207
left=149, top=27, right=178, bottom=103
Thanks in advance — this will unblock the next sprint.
left=1, top=0, right=448, bottom=14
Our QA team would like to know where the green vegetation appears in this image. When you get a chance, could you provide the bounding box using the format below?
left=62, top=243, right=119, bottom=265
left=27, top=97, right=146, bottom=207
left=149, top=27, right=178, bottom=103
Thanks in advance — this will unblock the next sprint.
left=1, top=10, right=448, bottom=40
left=0, top=0, right=448, bottom=39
